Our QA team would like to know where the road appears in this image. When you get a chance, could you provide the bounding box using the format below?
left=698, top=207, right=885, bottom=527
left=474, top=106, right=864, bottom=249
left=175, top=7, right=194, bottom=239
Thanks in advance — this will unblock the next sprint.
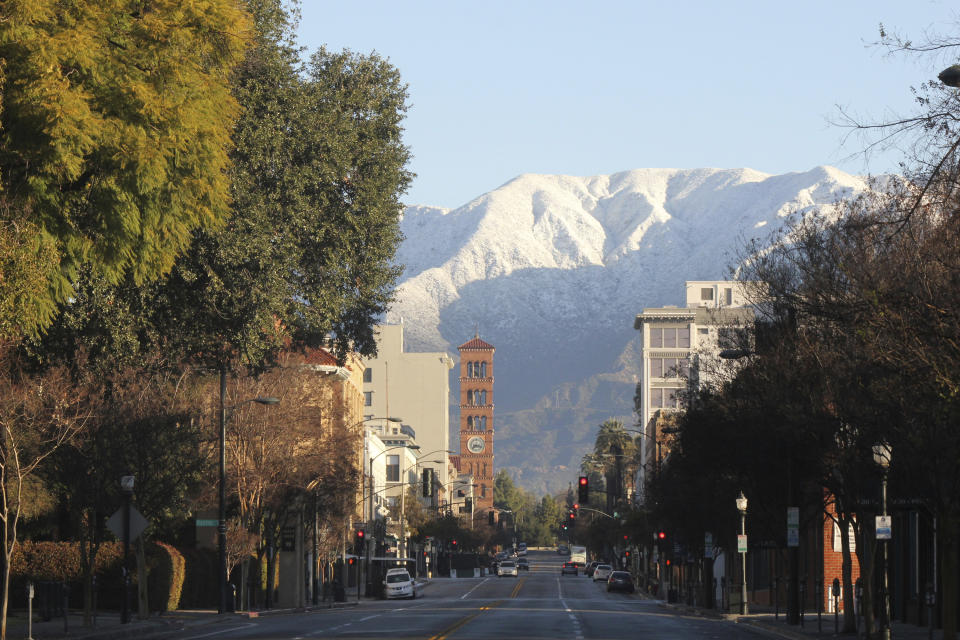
left=167, top=550, right=768, bottom=639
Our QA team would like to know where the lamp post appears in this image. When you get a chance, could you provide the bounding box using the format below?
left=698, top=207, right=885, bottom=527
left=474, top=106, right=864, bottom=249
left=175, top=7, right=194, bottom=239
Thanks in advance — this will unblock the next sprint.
left=120, top=474, right=135, bottom=624
left=873, top=443, right=892, bottom=640
left=736, top=491, right=748, bottom=615
left=218, top=368, right=279, bottom=615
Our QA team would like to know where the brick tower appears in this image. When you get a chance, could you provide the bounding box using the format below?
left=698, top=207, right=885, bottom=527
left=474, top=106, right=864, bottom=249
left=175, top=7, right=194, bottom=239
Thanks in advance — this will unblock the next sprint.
left=458, top=333, right=495, bottom=513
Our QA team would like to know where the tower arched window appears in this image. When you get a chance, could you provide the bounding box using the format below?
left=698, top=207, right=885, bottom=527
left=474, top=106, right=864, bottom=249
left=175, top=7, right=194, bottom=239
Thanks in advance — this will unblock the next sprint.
left=480, top=416, right=487, bottom=430
left=482, top=462, right=487, bottom=477
left=467, top=390, right=473, bottom=405
left=467, top=362, right=472, bottom=377
left=467, top=416, right=473, bottom=429
left=480, top=362, right=487, bottom=378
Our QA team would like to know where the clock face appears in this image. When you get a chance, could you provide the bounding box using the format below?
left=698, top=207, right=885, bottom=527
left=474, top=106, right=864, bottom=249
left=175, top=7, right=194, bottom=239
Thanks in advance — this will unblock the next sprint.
left=467, top=436, right=485, bottom=454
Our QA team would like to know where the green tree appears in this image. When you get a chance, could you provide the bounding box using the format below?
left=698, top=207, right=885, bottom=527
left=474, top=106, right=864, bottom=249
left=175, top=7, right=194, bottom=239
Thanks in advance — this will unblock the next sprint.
left=0, top=0, right=250, bottom=337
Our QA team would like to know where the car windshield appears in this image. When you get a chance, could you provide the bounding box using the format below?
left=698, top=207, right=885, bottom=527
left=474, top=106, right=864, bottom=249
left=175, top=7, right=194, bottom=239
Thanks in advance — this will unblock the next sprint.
left=597, top=565, right=611, bottom=570
left=501, top=561, right=515, bottom=567
left=611, top=572, right=630, bottom=579
left=386, top=573, right=410, bottom=583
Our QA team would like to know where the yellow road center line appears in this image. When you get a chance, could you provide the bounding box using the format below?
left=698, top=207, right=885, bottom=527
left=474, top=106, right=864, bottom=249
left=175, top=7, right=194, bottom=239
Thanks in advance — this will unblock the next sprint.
left=428, top=600, right=504, bottom=640
left=510, top=577, right=525, bottom=598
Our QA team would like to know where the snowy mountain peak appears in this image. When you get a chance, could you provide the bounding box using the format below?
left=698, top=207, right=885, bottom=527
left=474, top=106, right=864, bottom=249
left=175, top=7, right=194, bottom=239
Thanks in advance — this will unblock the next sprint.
left=392, top=166, right=869, bottom=493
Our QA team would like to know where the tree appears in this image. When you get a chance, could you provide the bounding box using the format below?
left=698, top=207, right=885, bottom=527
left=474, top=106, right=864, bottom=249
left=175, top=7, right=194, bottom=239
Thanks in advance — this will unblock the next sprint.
left=0, top=0, right=250, bottom=337
left=0, top=348, right=90, bottom=639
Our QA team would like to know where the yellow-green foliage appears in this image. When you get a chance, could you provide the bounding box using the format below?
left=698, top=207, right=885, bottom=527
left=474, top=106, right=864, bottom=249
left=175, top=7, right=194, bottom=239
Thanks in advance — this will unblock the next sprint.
left=148, top=542, right=185, bottom=612
left=0, top=0, right=252, bottom=336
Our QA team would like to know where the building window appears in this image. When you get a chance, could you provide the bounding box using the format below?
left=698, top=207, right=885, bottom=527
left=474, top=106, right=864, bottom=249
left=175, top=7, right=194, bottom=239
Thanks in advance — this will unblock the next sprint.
left=481, top=484, right=487, bottom=498
left=698, top=328, right=709, bottom=335
left=649, top=328, right=662, bottom=348
left=724, top=288, right=733, bottom=306
left=651, top=357, right=690, bottom=379
left=467, top=416, right=473, bottom=429
left=480, top=362, right=487, bottom=377
left=364, top=391, right=372, bottom=406
left=386, top=455, right=399, bottom=482
left=480, top=416, right=487, bottom=430
left=650, top=388, right=681, bottom=409
left=363, top=368, right=372, bottom=382
left=385, top=496, right=398, bottom=508
left=467, top=362, right=474, bottom=377
left=701, top=287, right=714, bottom=301
left=650, top=327, right=690, bottom=349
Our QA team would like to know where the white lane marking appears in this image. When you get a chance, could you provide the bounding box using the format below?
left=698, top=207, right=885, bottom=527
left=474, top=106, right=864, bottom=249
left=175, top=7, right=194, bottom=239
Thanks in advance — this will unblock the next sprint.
left=183, top=623, right=257, bottom=639
left=460, top=577, right=490, bottom=599
left=360, top=614, right=379, bottom=621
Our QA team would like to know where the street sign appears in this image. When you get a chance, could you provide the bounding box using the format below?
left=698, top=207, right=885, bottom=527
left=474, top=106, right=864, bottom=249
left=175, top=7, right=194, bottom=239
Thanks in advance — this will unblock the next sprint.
left=107, top=507, right=149, bottom=542
left=737, top=534, right=747, bottom=553
left=787, top=507, right=799, bottom=547
left=876, top=515, right=892, bottom=540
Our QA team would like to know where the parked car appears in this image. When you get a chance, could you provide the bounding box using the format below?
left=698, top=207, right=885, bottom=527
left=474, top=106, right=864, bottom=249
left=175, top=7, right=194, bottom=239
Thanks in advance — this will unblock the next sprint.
left=384, top=568, right=416, bottom=599
left=592, top=564, right=613, bottom=582
left=498, top=560, right=519, bottom=577
left=584, top=561, right=599, bottom=577
left=606, top=571, right=635, bottom=593
left=516, top=557, right=530, bottom=571
left=561, top=561, right=578, bottom=576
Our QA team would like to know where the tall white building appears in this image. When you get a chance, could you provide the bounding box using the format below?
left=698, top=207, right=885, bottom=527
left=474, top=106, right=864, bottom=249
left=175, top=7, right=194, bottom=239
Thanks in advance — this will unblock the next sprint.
left=362, top=323, right=456, bottom=507
left=633, top=281, right=756, bottom=498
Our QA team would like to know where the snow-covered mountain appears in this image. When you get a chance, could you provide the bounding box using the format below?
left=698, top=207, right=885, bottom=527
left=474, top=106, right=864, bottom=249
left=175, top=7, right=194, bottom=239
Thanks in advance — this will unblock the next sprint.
left=390, top=167, right=867, bottom=495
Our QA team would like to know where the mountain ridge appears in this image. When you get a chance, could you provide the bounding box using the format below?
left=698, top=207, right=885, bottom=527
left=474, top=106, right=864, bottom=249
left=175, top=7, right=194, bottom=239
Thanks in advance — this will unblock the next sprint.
left=391, top=166, right=867, bottom=494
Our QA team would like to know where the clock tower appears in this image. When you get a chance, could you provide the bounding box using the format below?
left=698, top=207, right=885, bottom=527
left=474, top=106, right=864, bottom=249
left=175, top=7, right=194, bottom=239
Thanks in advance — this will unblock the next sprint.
left=458, top=333, right=495, bottom=514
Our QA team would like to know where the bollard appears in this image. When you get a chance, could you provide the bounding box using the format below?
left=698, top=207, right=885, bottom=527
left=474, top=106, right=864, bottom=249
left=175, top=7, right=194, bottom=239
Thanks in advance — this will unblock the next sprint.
left=92, top=575, right=98, bottom=628
left=832, top=578, right=841, bottom=635
left=800, top=578, right=806, bottom=628
left=26, top=582, right=34, bottom=640
left=815, top=579, right=822, bottom=633
left=62, top=582, right=69, bottom=633
left=774, top=576, right=779, bottom=621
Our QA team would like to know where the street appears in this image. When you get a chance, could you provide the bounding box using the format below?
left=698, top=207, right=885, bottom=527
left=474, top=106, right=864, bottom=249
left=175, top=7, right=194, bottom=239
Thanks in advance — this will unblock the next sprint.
left=162, top=551, right=767, bottom=639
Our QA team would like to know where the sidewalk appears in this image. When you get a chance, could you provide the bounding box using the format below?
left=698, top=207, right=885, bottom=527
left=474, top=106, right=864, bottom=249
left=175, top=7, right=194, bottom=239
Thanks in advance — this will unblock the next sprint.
left=656, top=598, right=942, bottom=639
left=4, top=600, right=362, bottom=640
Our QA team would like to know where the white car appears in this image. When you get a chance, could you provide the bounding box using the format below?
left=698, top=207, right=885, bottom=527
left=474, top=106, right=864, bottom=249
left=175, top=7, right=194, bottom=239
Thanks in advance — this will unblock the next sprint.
left=592, top=564, right=613, bottom=582
left=384, top=568, right=416, bottom=599
left=497, top=560, right=519, bottom=577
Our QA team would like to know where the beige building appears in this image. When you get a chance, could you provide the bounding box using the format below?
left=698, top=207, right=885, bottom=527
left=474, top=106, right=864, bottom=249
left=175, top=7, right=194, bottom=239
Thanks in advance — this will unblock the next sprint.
left=362, top=323, right=456, bottom=512
left=633, top=281, right=756, bottom=498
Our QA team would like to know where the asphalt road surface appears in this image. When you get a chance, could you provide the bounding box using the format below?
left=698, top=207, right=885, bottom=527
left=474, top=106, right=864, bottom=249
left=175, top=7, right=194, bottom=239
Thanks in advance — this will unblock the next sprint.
left=166, top=550, right=769, bottom=639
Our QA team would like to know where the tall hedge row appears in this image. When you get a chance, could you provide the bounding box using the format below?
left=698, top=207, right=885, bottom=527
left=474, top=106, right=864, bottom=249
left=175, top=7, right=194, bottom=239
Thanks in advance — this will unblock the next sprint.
left=7, top=541, right=214, bottom=611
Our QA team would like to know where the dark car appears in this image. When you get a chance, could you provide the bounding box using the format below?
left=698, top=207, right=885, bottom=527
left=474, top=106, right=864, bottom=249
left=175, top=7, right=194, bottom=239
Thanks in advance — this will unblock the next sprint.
left=584, top=561, right=599, bottom=577
left=561, top=561, right=578, bottom=576
left=517, top=557, right=530, bottom=571
left=606, top=571, right=635, bottom=593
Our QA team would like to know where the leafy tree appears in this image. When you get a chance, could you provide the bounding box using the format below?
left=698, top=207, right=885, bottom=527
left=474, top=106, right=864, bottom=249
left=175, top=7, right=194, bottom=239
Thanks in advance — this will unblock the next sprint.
left=0, top=0, right=250, bottom=337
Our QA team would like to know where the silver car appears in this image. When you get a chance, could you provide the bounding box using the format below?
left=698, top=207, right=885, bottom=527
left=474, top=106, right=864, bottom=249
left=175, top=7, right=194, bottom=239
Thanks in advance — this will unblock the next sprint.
left=497, top=560, right=519, bottom=577
left=592, top=564, right=613, bottom=582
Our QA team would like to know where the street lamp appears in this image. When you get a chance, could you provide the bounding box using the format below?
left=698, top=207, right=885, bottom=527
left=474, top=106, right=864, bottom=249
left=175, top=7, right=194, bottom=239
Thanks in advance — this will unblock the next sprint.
left=873, top=443, right=892, bottom=640
left=120, top=475, right=135, bottom=624
left=939, top=64, right=960, bottom=88
left=218, top=379, right=279, bottom=615
left=736, top=491, right=748, bottom=615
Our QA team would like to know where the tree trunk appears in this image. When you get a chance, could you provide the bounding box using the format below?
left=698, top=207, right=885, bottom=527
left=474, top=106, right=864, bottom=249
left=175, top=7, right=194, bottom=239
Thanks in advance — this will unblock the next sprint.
left=1, top=550, right=11, bottom=640
left=839, top=515, right=856, bottom=632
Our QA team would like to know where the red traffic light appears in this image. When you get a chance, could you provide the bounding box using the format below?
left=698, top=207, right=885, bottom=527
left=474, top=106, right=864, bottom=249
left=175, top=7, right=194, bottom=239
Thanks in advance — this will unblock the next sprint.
left=623, top=534, right=628, bottom=540
left=573, top=503, right=579, bottom=510
left=625, top=551, right=631, bottom=557
left=579, top=476, right=587, bottom=486
left=568, top=512, right=575, bottom=519
left=357, top=529, right=365, bottom=539
left=348, top=557, right=355, bottom=565
left=658, top=531, right=666, bottom=540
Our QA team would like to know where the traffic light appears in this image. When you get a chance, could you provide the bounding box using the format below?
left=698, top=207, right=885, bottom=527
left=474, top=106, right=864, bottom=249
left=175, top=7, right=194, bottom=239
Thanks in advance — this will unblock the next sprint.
left=422, top=469, right=432, bottom=497
left=354, top=529, right=365, bottom=555
left=658, top=531, right=666, bottom=541
left=488, top=511, right=496, bottom=526
left=578, top=476, right=589, bottom=504
left=451, top=539, right=458, bottom=551
left=573, top=503, right=579, bottom=512
left=568, top=510, right=576, bottom=528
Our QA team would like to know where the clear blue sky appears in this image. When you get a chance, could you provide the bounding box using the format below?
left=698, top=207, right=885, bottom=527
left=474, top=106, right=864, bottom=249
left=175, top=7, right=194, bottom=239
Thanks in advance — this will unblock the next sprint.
left=296, top=1, right=959, bottom=209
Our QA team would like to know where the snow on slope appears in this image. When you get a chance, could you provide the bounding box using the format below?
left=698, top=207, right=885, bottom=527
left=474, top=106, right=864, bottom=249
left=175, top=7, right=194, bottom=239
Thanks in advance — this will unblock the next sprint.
left=390, top=166, right=867, bottom=492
